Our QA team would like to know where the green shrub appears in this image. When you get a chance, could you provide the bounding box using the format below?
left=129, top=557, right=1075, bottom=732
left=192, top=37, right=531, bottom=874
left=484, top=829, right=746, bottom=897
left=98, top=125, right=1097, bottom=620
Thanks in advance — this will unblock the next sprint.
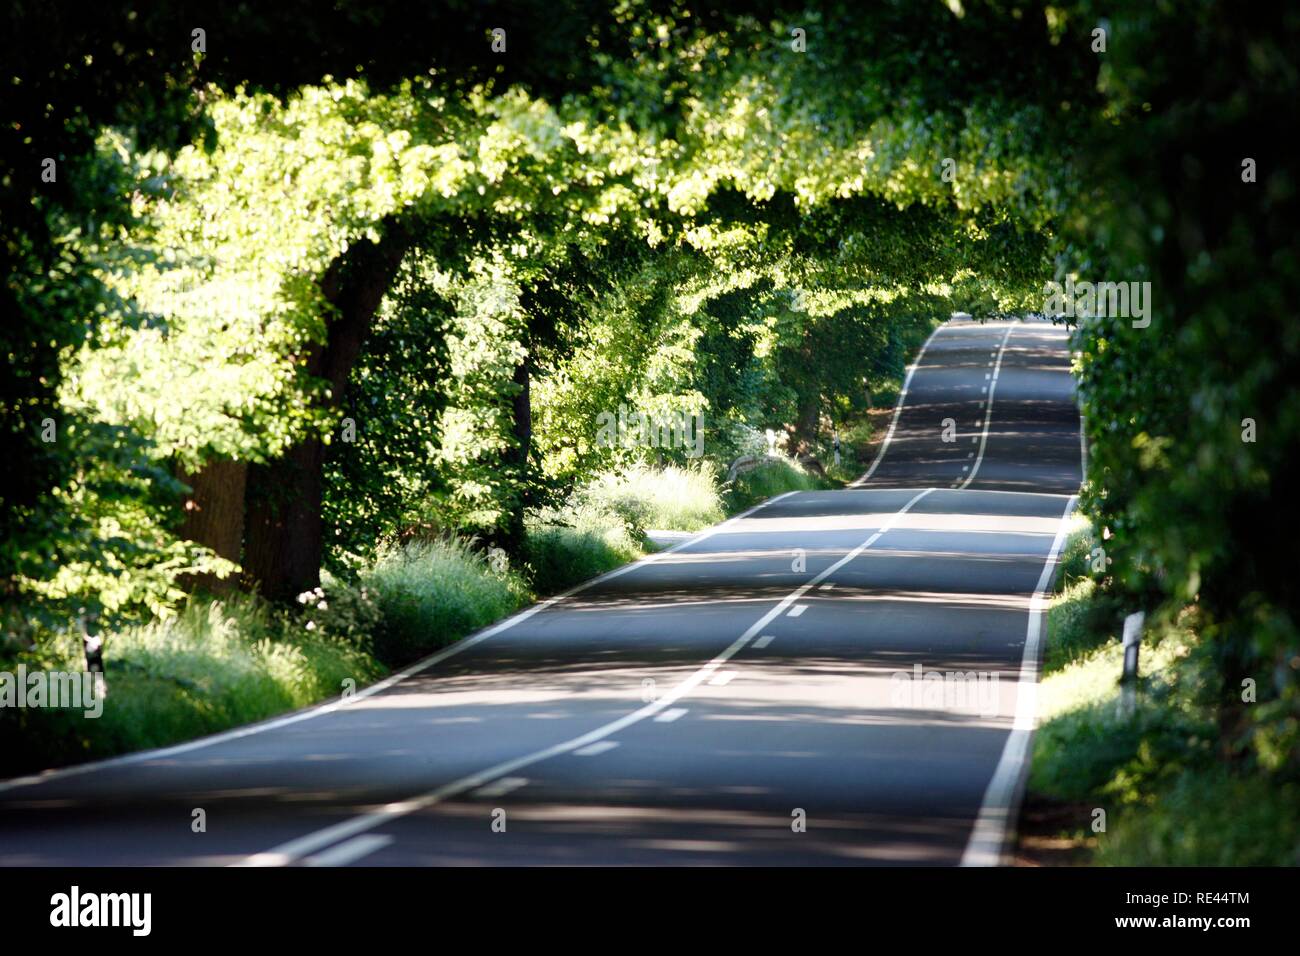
left=726, top=457, right=822, bottom=512
left=1020, top=551, right=1300, bottom=865
left=361, top=538, right=530, bottom=667
left=295, top=572, right=383, bottom=652
left=1040, top=523, right=1128, bottom=675
left=524, top=504, right=643, bottom=597
left=1054, top=520, right=1093, bottom=587
left=0, top=594, right=380, bottom=774
left=1031, top=620, right=1215, bottom=804
left=578, top=464, right=724, bottom=537
left=1098, top=769, right=1300, bottom=867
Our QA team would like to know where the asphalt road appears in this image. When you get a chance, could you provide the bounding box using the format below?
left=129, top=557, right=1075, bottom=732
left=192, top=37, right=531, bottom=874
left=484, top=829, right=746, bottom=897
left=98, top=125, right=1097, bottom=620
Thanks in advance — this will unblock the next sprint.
left=0, top=315, right=1082, bottom=866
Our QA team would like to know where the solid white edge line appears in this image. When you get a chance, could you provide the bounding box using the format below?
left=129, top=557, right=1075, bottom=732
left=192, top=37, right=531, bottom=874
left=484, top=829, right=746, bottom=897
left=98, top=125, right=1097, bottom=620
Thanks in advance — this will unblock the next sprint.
left=959, top=493, right=1078, bottom=867
left=957, top=323, right=1017, bottom=490
left=0, top=490, right=802, bottom=796
left=235, top=487, right=936, bottom=867
left=850, top=323, right=946, bottom=487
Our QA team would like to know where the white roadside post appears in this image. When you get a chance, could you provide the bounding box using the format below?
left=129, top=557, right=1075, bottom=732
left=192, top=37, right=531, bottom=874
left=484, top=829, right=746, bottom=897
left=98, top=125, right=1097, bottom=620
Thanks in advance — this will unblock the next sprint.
left=1119, top=611, right=1145, bottom=717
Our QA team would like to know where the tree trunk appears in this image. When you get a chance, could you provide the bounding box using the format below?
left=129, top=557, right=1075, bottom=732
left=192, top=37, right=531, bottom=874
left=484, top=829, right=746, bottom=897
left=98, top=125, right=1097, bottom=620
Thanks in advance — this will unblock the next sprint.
left=242, top=445, right=326, bottom=602
left=792, top=390, right=820, bottom=454
left=177, top=459, right=248, bottom=595
left=242, top=228, right=409, bottom=602
left=785, top=328, right=820, bottom=454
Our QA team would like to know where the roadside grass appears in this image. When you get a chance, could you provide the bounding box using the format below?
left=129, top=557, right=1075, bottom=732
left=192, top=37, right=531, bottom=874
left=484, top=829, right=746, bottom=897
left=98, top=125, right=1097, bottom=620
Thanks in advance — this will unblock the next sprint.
left=1097, top=767, right=1300, bottom=866
left=0, top=459, right=813, bottom=777
left=360, top=537, right=531, bottom=668
left=523, top=503, right=644, bottom=597
left=1031, top=615, right=1214, bottom=803
left=522, top=457, right=834, bottom=596
left=839, top=415, right=878, bottom=453
left=0, top=594, right=382, bottom=773
left=835, top=413, right=881, bottom=474
left=577, top=463, right=725, bottom=536
left=1040, top=518, right=1127, bottom=676
left=520, top=462, right=727, bottom=596
left=1026, top=521, right=1299, bottom=865
left=725, top=457, right=825, bottom=512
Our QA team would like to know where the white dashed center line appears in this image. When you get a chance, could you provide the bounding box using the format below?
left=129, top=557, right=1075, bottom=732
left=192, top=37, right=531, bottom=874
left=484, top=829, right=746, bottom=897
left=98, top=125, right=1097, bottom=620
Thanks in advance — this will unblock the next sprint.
left=959, top=323, right=1016, bottom=490
left=235, top=489, right=936, bottom=867
left=473, top=776, right=529, bottom=798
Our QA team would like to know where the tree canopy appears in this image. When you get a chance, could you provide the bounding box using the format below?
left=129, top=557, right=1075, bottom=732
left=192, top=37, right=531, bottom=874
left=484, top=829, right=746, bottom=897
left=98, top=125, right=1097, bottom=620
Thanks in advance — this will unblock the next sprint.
left=3, top=0, right=1297, bottom=776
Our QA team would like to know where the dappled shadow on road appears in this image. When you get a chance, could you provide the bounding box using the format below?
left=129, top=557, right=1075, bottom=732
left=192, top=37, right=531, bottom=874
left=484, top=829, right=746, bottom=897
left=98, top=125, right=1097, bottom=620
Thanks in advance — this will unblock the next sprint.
left=0, top=479, right=1076, bottom=866
left=384, top=799, right=976, bottom=865
left=0, top=651, right=1024, bottom=864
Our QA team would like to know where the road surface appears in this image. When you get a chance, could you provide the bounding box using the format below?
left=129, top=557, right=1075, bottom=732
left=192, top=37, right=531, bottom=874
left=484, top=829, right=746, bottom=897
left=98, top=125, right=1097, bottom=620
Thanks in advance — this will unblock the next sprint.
left=0, top=315, right=1083, bottom=866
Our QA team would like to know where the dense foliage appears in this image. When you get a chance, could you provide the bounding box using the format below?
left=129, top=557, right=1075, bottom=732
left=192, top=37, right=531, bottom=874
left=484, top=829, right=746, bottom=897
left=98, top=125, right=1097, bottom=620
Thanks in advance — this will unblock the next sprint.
left=1064, top=1, right=1300, bottom=767
left=3, top=1, right=1297, bottom=811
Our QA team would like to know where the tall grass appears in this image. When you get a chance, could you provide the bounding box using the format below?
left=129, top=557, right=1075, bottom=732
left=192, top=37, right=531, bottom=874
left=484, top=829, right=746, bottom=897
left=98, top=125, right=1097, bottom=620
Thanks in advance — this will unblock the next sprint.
left=725, top=457, right=822, bottom=512
left=522, top=460, right=831, bottom=595
left=524, top=504, right=643, bottom=597
left=1097, top=769, right=1300, bottom=866
left=1, top=538, right=532, bottom=775
left=1024, top=528, right=1300, bottom=864
left=1040, top=522, right=1125, bottom=675
left=578, top=464, right=724, bottom=535
left=360, top=537, right=531, bottom=667
left=0, top=595, right=380, bottom=773
left=1, top=459, right=821, bottom=777
left=1030, top=621, right=1214, bottom=802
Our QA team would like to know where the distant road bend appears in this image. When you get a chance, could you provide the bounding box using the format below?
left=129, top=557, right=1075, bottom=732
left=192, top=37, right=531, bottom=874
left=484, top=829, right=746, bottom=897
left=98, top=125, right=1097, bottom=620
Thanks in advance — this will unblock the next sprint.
left=0, top=315, right=1083, bottom=866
